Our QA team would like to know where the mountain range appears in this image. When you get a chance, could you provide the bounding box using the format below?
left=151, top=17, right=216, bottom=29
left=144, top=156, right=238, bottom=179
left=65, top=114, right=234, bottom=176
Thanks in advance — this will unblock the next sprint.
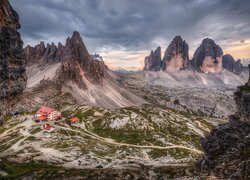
left=24, top=31, right=147, bottom=109
left=144, top=36, right=245, bottom=74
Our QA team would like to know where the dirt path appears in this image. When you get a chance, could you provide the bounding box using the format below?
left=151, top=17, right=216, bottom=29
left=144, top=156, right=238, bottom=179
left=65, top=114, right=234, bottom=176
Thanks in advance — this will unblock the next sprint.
left=57, top=124, right=204, bottom=154
left=0, top=116, right=203, bottom=155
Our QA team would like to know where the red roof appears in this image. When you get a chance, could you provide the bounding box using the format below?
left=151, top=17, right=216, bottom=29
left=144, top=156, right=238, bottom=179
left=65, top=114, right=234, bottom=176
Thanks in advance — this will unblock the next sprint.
left=70, top=117, right=80, bottom=122
left=44, top=124, right=53, bottom=130
left=36, top=106, right=54, bottom=116
left=37, top=116, right=46, bottom=121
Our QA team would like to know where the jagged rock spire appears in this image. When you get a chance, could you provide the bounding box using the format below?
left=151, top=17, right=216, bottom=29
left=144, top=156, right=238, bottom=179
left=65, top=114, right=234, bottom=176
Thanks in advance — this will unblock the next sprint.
left=144, top=47, right=162, bottom=71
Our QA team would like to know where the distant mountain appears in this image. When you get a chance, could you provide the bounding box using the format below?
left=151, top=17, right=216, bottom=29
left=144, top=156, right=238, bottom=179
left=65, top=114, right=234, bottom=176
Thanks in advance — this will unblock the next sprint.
left=110, top=66, right=139, bottom=74
left=24, top=32, right=146, bottom=108
left=143, top=37, right=246, bottom=75
left=0, top=0, right=27, bottom=112
left=144, top=47, right=162, bottom=71
left=143, top=36, right=189, bottom=72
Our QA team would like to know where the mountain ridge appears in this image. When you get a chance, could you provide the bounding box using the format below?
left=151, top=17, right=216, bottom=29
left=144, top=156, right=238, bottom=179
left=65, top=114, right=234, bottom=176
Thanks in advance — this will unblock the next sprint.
left=24, top=31, right=147, bottom=109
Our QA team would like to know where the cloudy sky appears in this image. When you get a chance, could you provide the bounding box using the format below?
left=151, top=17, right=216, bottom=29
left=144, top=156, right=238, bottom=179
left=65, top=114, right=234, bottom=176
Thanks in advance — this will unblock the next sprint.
left=11, top=0, right=250, bottom=69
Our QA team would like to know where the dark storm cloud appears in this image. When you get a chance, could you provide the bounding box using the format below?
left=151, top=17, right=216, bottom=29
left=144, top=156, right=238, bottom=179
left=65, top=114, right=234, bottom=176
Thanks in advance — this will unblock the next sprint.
left=10, top=0, right=250, bottom=53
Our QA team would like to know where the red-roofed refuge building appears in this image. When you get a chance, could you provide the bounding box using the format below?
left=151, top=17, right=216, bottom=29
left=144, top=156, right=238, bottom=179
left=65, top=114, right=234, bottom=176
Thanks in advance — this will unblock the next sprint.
left=35, top=106, right=61, bottom=121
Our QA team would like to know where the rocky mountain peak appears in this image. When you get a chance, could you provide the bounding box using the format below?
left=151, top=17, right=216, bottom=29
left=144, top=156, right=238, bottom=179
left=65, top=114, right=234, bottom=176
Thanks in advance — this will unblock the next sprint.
left=162, top=36, right=189, bottom=72
left=71, top=31, right=81, bottom=41
left=58, top=31, right=106, bottom=88
left=172, top=35, right=183, bottom=42
left=0, top=0, right=27, bottom=112
left=191, top=38, right=223, bottom=73
left=143, top=46, right=162, bottom=71
left=63, top=31, right=91, bottom=62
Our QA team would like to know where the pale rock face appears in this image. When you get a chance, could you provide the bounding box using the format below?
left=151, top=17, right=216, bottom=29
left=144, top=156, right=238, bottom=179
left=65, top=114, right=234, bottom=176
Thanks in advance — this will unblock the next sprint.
left=163, top=36, right=189, bottom=72
left=201, top=55, right=223, bottom=73
left=191, top=38, right=223, bottom=73
left=165, top=54, right=187, bottom=72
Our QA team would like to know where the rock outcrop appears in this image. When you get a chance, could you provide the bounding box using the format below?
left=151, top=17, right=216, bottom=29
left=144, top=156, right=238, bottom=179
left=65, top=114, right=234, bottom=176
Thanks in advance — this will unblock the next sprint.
left=0, top=0, right=27, bottom=113
left=200, top=65, right=250, bottom=179
left=222, top=54, right=244, bottom=74
left=162, top=36, right=189, bottom=72
left=143, top=47, right=162, bottom=71
left=191, top=38, right=223, bottom=73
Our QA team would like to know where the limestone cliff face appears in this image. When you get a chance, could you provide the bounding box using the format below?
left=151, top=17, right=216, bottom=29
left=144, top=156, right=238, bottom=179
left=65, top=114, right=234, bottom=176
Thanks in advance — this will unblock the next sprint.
left=191, top=38, right=223, bottom=73
left=162, top=36, right=189, bottom=72
left=143, top=47, right=162, bottom=71
left=200, top=65, right=250, bottom=179
left=0, top=0, right=27, bottom=113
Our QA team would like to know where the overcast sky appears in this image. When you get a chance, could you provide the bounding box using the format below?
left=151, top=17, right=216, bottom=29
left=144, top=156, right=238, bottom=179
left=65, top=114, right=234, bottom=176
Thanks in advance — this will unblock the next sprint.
left=11, top=0, right=250, bottom=69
